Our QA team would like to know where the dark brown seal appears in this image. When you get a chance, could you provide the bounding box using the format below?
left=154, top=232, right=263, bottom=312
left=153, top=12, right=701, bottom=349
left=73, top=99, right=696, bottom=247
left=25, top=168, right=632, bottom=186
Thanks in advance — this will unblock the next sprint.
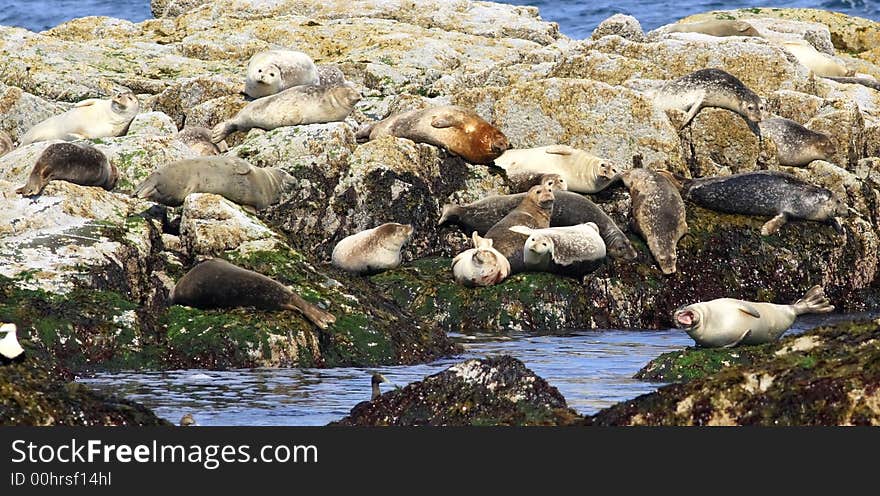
left=169, top=258, right=336, bottom=329
left=355, top=105, right=510, bottom=165
left=16, top=142, right=117, bottom=196
left=621, top=169, right=687, bottom=274
left=484, top=184, right=554, bottom=274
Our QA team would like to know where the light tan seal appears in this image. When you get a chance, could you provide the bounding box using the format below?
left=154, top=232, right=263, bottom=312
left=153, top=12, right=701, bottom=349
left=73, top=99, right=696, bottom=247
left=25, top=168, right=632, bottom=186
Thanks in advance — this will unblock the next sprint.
left=245, top=50, right=320, bottom=99
left=485, top=184, right=554, bottom=274
left=355, top=105, right=510, bottom=165
left=212, top=83, right=361, bottom=143
left=134, top=156, right=292, bottom=210
left=651, top=68, right=764, bottom=131
left=621, top=169, right=687, bottom=275
left=170, top=258, right=336, bottom=329
left=16, top=142, right=117, bottom=196
left=177, top=127, right=226, bottom=156
left=667, top=20, right=760, bottom=37
left=331, top=223, right=414, bottom=275
left=451, top=231, right=511, bottom=287
left=673, top=285, right=834, bottom=348
left=0, top=131, right=12, bottom=157
left=19, top=91, right=139, bottom=146
left=782, top=42, right=850, bottom=77
left=510, top=223, right=606, bottom=276
left=758, top=117, right=835, bottom=167
left=494, top=145, right=618, bottom=194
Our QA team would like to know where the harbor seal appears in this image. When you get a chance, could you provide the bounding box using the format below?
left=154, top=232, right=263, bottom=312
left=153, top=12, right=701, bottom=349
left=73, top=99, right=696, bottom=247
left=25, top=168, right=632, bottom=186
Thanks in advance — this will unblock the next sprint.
left=212, top=83, right=361, bottom=143
left=355, top=105, right=510, bottom=165
left=16, top=142, right=117, bottom=196
left=510, top=223, right=606, bottom=276
left=682, top=170, right=849, bottom=235
left=0, top=131, right=12, bottom=157
left=823, top=76, right=880, bottom=91
left=0, top=323, right=24, bottom=360
left=451, top=231, right=511, bottom=287
left=331, top=223, right=414, bottom=274
left=134, top=156, right=292, bottom=210
left=170, top=258, right=336, bottom=329
left=244, top=49, right=319, bottom=99
left=506, top=172, right=568, bottom=193
left=439, top=188, right=637, bottom=261
left=484, top=184, right=554, bottom=274
left=19, top=91, right=139, bottom=146
left=782, top=42, right=850, bottom=77
left=674, top=285, right=834, bottom=347
left=758, top=117, right=835, bottom=167
left=666, top=20, right=760, bottom=37
left=179, top=414, right=196, bottom=427
left=494, top=145, right=619, bottom=194
left=316, top=65, right=347, bottom=87
left=177, top=126, right=226, bottom=156
left=370, top=373, right=389, bottom=400
left=652, top=68, right=764, bottom=130
left=621, top=169, right=687, bottom=275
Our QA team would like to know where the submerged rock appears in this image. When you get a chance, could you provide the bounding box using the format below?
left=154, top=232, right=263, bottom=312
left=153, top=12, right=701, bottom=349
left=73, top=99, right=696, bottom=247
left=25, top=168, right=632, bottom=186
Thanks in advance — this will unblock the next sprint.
left=332, top=355, right=581, bottom=426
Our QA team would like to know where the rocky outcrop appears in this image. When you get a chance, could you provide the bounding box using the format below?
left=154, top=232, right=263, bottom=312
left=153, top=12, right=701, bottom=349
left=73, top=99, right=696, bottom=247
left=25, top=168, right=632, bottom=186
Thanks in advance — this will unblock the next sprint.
left=332, top=355, right=581, bottom=426
left=591, top=319, right=880, bottom=425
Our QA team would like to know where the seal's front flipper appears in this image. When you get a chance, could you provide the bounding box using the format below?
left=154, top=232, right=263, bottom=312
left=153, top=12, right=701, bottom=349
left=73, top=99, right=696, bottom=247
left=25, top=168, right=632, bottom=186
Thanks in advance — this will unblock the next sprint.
left=723, top=329, right=751, bottom=348
left=680, top=93, right=705, bottom=130
left=761, top=212, right=788, bottom=236
left=736, top=303, right=761, bottom=319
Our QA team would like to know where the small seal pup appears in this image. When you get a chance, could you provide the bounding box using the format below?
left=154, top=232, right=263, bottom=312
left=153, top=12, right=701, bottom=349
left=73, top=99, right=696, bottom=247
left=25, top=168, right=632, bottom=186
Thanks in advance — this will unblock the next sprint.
left=673, top=285, right=834, bottom=348
left=0, top=131, right=12, bottom=157
left=134, top=156, right=292, bottom=210
left=0, top=323, right=25, bottom=360
left=170, top=258, right=336, bottom=329
left=177, top=126, right=226, bottom=156
left=355, top=105, right=510, bottom=165
left=494, top=145, right=619, bottom=194
left=506, top=172, right=568, bottom=193
left=212, top=83, right=361, bottom=143
left=439, top=188, right=637, bottom=261
left=651, top=68, right=764, bottom=130
left=19, top=91, right=139, bottom=146
left=245, top=49, right=319, bottom=99
left=451, top=231, right=511, bottom=287
left=331, top=223, right=414, bottom=275
left=682, top=170, right=849, bottom=235
left=510, top=223, right=606, bottom=276
left=666, top=20, right=760, bottom=37
left=484, top=184, right=554, bottom=274
left=16, top=142, right=118, bottom=196
left=758, top=118, right=835, bottom=167
left=621, top=169, right=687, bottom=275
left=782, top=42, right=850, bottom=77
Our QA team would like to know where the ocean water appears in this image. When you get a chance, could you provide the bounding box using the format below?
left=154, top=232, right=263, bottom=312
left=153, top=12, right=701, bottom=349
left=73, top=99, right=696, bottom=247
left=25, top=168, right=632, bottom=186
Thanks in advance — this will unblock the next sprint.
left=1, top=0, right=878, bottom=38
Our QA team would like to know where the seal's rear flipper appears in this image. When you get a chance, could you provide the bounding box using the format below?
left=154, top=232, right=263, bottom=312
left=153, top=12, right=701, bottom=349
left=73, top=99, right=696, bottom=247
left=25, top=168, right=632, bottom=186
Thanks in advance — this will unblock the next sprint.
left=285, top=293, right=336, bottom=330
left=723, top=329, right=751, bottom=348
left=792, top=285, right=834, bottom=315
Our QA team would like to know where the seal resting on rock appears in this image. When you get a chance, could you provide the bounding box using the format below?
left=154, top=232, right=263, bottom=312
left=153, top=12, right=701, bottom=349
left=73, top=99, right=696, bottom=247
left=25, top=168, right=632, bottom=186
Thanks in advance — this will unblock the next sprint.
left=439, top=185, right=636, bottom=261
left=212, top=83, right=361, bottom=143
left=505, top=172, right=568, bottom=193
left=621, top=168, right=687, bottom=275
left=682, top=170, right=849, bottom=235
left=170, top=258, right=336, bottom=329
left=758, top=117, right=835, bottom=167
left=134, top=156, right=292, bottom=210
left=651, top=68, right=764, bottom=130
left=19, top=91, right=139, bottom=146
left=666, top=20, right=760, bottom=37
left=0, top=323, right=24, bottom=360
left=484, top=184, right=554, bottom=274
left=782, top=42, right=850, bottom=77
left=16, top=142, right=117, bottom=196
left=451, top=231, right=511, bottom=287
left=823, top=76, right=880, bottom=91
left=331, top=223, right=414, bottom=275
left=244, top=49, right=319, bottom=99
left=510, top=223, right=606, bottom=276
left=0, top=131, right=12, bottom=157
left=673, top=285, right=834, bottom=347
left=177, top=127, right=226, bottom=156
left=494, top=145, right=619, bottom=194
left=355, top=105, right=510, bottom=165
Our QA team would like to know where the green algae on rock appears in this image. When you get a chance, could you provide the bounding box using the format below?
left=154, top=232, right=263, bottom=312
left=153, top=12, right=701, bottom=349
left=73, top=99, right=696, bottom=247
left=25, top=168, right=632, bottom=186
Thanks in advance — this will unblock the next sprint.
left=590, top=319, right=880, bottom=425
left=332, top=355, right=581, bottom=426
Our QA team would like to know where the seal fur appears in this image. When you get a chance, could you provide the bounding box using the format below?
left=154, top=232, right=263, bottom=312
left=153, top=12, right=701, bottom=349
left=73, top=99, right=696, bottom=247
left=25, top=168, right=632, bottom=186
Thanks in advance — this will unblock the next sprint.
left=16, top=142, right=117, bottom=196
left=331, top=223, right=414, bottom=274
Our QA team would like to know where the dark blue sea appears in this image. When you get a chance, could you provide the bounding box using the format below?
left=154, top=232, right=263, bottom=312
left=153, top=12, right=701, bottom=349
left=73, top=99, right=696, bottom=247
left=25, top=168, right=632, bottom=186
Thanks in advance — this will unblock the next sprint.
left=0, top=0, right=878, bottom=39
